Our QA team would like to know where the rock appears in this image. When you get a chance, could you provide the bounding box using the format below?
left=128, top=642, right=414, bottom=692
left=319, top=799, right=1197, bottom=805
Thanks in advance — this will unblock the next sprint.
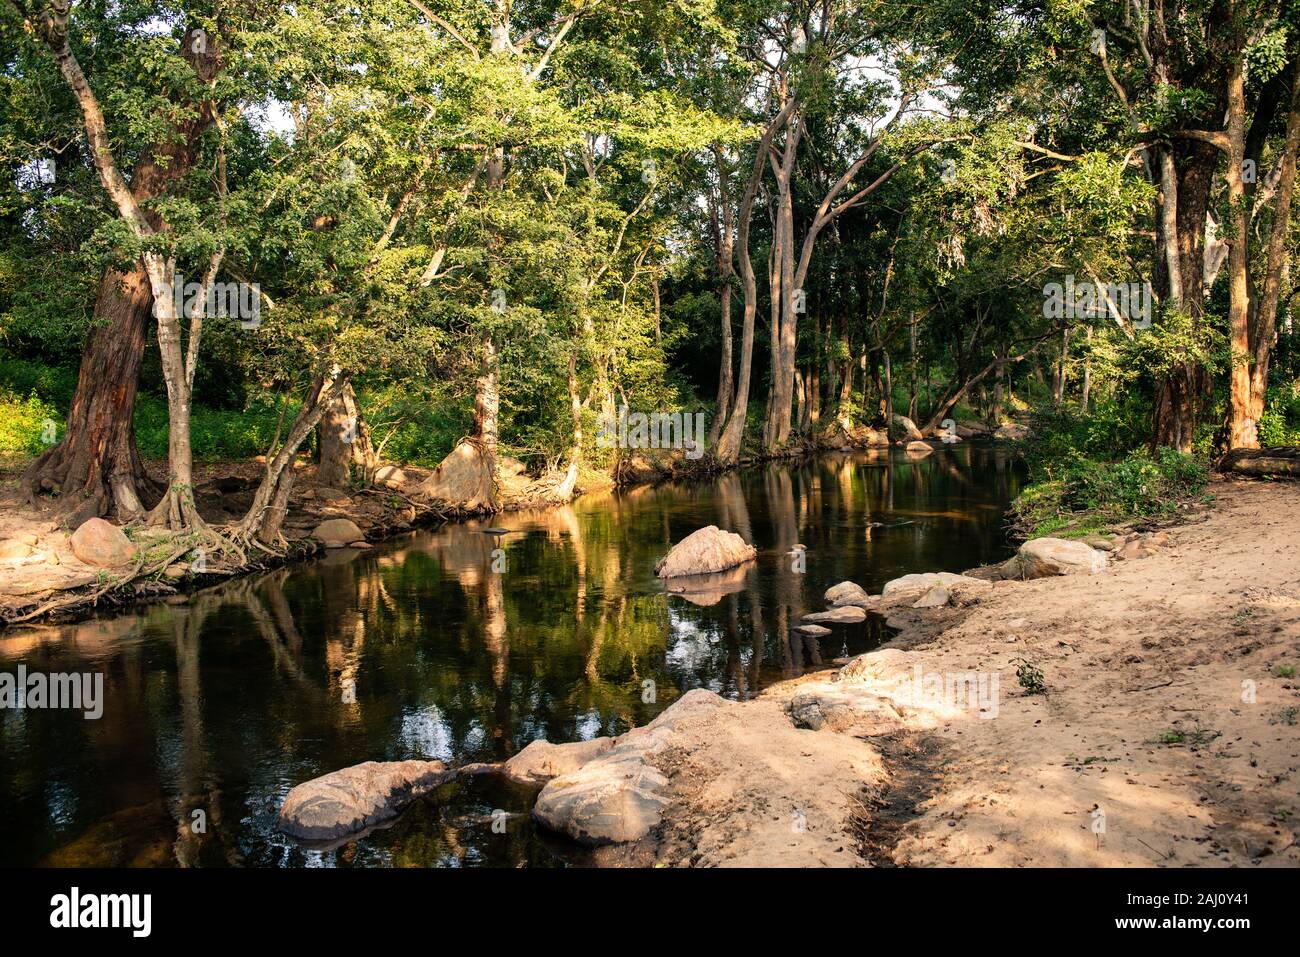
left=374, top=465, right=407, bottom=485
left=905, top=440, right=934, bottom=455
left=802, top=605, right=868, bottom=624
left=278, top=760, right=456, bottom=841
left=533, top=689, right=726, bottom=845
left=654, top=526, right=756, bottom=579
left=313, top=518, right=365, bottom=545
left=787, top=695, right=830, bottom=730
left=69, top=517, right=136, bottom=568
left=993, top=423, right=1031, bottom=441
left=163, top=564, right=187, bottom=580
left=1000, top=537, right=1107, bottom=579
left=1117, top=538, right=1156, bottom=561
left=502, top=737, right=615, bottom=786
left=315, top=486, right=351, bottom=502
left=0, top=540, right=34, bottom=562
left=497, top=456, right=528, bottom=477
left=881, top=571, right=987, bottom=597
left=890, top=414, right=924, bottom=442
left=824, top=581, right=873, bottom=607
left=912, top=585, right=951, bottom=608
left=795, top=623, right=832, bottom=636
left=838, top=647, right=917, bottom=683
left=1085, top=535, right=1118, bottom=551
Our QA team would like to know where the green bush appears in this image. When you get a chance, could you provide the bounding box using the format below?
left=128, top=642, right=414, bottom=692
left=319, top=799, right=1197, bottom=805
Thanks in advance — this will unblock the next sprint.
left=0, top=389, right=62, bottom=455
left=1258, top=382, right=1300, bottom=447
left=1012, top=447, right=1208, bottom=536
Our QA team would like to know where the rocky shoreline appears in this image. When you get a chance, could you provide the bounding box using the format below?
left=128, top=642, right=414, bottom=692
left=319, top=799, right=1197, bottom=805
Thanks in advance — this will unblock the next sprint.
left=288, top=478, right=1295, bottom=865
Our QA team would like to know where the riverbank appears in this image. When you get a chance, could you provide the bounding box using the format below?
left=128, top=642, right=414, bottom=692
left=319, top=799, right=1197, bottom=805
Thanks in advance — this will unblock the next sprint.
left=0, top=414, right=954, bottom=625
left=577, top=475, right=1299, bottom=866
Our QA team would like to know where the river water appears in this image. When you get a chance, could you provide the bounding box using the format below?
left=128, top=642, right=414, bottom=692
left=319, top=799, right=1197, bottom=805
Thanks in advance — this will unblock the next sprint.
left=0, top=444, right=1024, bottom=867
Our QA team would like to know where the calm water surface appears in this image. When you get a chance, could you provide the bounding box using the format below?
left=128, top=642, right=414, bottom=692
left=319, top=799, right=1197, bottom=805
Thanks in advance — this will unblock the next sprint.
left=0, top=445, right=1024, bottom=867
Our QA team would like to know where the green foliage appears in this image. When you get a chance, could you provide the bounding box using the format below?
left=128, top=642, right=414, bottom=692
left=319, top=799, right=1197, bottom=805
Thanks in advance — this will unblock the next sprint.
left=1011, top=657, right=1046, bottom=696
left=0, top=388, right=60, bottom=456
left=1259, top=382, right=1300, bottom=447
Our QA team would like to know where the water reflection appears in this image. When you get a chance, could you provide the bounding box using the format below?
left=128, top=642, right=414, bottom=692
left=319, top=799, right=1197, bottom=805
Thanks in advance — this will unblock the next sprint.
left=0, top=444, right=1024, bottom=867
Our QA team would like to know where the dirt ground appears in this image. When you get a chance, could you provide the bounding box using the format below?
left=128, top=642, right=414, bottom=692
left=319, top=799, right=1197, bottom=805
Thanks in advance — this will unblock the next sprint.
left=633, top=476, right=1300, bottom=867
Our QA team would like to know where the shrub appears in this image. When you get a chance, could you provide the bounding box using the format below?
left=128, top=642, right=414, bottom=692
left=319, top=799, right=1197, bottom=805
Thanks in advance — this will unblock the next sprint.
left=0, top=389, right=62, bottom=455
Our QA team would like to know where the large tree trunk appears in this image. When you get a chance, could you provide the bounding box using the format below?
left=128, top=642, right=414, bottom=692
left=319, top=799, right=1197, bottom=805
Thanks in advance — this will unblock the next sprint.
left=22, top=266, right=157, bottom=527
left=21, top=25, right=219, bottom=525
left=316, top=382, right=377, bottom=487
left=418, top=336, right=500, bottom=512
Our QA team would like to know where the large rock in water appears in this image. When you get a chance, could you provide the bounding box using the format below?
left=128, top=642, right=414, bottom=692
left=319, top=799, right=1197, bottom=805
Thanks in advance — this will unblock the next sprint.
left=70, top=518, right=136, bottom=567
left=803, top=605, right=868, bottom=624
left=502, top=737, right=615, bottom=786
left=655, top=526, right=756, bottom=579
left=533, top=689, right=726, bottom=845
left=824, top=581, right=873, bottom=607
left=1000, top=537, right=1107, bottom=580
left=881, top=571, right=988, bottom=597
left=279, top=760, right=455, bottom=840
left=313, top=518, right=364, bottom=546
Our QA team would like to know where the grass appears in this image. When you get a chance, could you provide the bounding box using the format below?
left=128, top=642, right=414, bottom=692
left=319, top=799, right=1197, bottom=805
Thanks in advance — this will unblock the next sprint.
left=1272, top=665, right=1296, bottom=679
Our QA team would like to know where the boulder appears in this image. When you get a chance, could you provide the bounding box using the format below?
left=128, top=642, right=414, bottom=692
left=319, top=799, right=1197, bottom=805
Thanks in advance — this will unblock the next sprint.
left=498, top=456, right=529, bottom=477
left=654, top=526, right=756, bottom=579
left=374, top=465, right=407, bottom=486
left=278, top=760, right=456, bottom=841
left=890, top=414, right=924, bottom=442
left=881, top=571, right=987, bottom=597
left=824, top=581, right=873, bottom=607
left=315, top=486, right=351, bottom=502
left=502, top=737, right=615, bottom=786
left=795, top=623, right=832, bottom=637
left=993, top=423, right=1031, bottom=441
left=912, top=585, right=951, bottom=608
left=802, top=605, right=868, bottom=624
left=533, top=689, right=726, bottom=845
left=999, top=537, right=1107, bottom=580
left=313, top=518, right=365, bottom=546
left=905, top=440, right=934, bottom=455
left=69, top=518, right=136, bottom=568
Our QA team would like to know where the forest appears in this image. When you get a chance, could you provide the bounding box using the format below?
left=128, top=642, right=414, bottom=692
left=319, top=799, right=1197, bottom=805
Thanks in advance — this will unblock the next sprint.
left=0, top=0, right=1298, bottom=884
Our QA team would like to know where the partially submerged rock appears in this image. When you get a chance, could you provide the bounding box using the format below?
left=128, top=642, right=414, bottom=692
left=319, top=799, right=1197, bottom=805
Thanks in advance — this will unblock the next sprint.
left=795, top=623, right=832, bottom=636
left=69, top=518, right=136, bottom=568
left=905, top=440, right=934, bottom=456
left=824, top=580, right=873, bottom=607
left=533, top=689, right=726, bottom=845
left=803, top=605, right=867, bottom=624
left=313, top=518, right=365, bottom=546
left=999, top=537, right=1107, bottom=580
left=502, top=737, right=615, bottom=786
left=881, top=571, right=987, bottom=597
left=654, top=526, right=756, bottom=579
left=278, top=760, right=456, bottom=841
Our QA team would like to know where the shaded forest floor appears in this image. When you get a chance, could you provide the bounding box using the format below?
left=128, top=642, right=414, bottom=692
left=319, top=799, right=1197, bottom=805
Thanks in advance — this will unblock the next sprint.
left=606, top=477, right=1299, bottom=867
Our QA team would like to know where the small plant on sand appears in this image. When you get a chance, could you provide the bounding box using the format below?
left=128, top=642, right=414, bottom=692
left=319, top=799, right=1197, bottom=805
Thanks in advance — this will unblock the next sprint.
left=1152, top=723, right=1220, bottom=750
left=1272, top=707, right=1298, bottom=727
left=1272, top=665, right=1296, bottom=678
left=1011, top=657, right=1046, bottom=695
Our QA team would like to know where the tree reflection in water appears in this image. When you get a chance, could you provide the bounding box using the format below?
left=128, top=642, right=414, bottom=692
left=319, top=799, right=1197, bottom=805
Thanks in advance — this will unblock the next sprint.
left=0, top=444, right=1023, bottom=867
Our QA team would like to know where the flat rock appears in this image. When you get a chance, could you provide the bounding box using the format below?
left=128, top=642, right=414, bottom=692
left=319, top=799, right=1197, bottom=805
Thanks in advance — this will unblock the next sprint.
left=69, top=517, right=136, bottom=568
left=0, top=540, right=35, bottom=562
left=881, top=571, right=988, bottom=597
left=795, top=623, right=832, bottom=636
left=655, top=526, right=756, bottom=579
left=278, top=760, right=455, bottom=841
left=824, top=581, right=873, bottom=607
left=803, top=605, right=867, bottom=624
left=313, top=518, right=364, bottom=545
left=373, top=465, right=407, bottom=485
left=502, top=737, right=615, bottom=786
